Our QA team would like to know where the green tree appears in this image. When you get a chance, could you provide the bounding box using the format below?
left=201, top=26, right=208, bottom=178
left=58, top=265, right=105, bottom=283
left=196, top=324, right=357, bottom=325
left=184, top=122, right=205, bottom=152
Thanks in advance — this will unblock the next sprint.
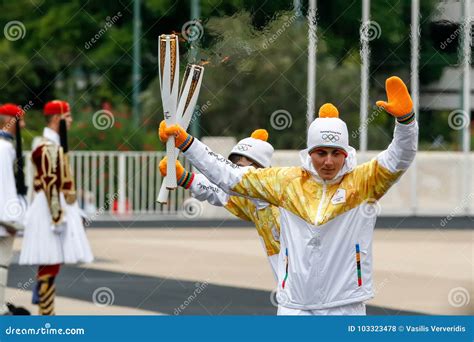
left=0, top=0, right=458, bottom=150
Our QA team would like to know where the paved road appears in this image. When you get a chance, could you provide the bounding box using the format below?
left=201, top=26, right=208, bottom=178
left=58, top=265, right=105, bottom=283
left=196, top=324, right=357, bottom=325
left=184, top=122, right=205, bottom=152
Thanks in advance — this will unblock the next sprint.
left=8, top=264, right=421, bottom=315
left=8, top=227, right=472, bottom=315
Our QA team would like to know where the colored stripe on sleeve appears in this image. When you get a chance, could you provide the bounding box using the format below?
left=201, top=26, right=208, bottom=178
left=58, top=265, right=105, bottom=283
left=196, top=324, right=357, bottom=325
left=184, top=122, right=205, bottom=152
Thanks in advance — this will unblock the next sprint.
left=397, top=112, right=415, bottom=125
left=282, top=248, right=289, bottom=289
left=179, top=135, right=195, bottom=152
left=355, top=244, right=362, bottom=286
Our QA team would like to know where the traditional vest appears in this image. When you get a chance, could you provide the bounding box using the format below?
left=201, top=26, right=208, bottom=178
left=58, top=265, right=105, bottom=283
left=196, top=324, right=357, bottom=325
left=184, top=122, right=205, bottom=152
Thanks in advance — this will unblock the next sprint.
left=32, top=137, right=76, bottom=224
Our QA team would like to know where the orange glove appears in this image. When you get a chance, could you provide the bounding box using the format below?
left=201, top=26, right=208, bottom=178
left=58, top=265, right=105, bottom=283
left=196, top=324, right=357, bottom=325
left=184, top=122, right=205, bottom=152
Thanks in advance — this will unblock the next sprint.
left=159, top=157, right=194, bottom=189
left=158, top=120, right=194, bottom=150
left=376, top=76, right=415, bottom=124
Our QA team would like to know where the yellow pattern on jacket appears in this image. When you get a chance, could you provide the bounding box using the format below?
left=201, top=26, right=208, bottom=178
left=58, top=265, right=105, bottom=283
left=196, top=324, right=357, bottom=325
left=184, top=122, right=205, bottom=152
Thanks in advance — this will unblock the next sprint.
left=232, top=159, right=402, bottom=226
left=182, top=120, right=418, bottom=309
left=225, top=197, right=280, bottom=256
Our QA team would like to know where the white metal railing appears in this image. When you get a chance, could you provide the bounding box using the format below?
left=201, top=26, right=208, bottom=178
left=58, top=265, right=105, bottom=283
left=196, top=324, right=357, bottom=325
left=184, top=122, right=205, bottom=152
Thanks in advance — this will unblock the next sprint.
left=24, top=150, right=474, bottom=220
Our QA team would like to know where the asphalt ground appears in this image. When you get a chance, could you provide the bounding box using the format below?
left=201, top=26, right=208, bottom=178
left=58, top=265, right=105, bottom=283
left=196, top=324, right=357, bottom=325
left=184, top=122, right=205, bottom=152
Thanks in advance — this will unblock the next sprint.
left=6, top=226, right=473, bottom=316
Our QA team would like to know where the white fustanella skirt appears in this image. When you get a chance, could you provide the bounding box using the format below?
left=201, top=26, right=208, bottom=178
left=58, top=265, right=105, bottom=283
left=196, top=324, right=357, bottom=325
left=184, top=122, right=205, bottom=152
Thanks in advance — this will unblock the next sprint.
left=19, top=191, right=94, bottom=265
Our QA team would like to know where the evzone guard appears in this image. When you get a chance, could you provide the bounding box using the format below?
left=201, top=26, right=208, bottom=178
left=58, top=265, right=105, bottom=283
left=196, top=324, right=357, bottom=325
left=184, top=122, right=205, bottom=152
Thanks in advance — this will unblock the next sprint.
left=20, top=100, right=93, bottom=315
left=0, top=103, right=30, bottom=315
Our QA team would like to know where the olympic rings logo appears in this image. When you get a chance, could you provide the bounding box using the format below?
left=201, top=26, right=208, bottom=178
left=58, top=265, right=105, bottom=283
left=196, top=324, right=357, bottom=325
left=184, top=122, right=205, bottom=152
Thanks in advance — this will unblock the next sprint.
left=321, top=133, right=340, bottom=143
left=236, top=144, right=250, bottom=151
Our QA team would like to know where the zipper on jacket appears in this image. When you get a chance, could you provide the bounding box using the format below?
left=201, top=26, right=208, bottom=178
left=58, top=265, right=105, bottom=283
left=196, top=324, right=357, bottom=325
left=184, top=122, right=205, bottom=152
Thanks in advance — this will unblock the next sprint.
left=315, top=182, right=327, bottom=226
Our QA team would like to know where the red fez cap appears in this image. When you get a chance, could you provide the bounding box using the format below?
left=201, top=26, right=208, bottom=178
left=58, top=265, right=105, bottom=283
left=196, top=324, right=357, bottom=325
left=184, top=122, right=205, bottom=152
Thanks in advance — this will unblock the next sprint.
left=0, top=103, right=24, bottom=117
left=44, top=100, right=71, bottom=116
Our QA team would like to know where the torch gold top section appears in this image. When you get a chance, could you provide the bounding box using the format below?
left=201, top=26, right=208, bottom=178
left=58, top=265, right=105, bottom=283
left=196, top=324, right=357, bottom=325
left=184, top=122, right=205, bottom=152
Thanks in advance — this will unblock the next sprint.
left=158, top=34, right=178, bottom=88
left=179, top=64, right=192, bottom=99
left=183, top=65, right=203, bottom=115
left=169, top=38, right=177, bottom=89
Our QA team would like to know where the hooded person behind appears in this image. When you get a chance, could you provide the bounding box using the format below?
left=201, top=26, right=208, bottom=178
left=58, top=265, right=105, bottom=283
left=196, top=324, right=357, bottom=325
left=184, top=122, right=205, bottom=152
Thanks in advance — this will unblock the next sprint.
left=159, top=76, right=418, bottom=315
left=159, top=129, right=281, bottom=279
left=0, top=103, right=29, bottom=315
left=19, top=100, right=93, bottom=315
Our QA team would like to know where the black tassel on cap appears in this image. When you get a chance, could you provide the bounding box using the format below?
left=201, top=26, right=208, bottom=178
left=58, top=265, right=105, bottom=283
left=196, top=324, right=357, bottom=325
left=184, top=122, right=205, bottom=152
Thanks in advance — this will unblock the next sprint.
left=59, top=119, right=68, bottom=153
left=15, top=119, right=27, bottom=196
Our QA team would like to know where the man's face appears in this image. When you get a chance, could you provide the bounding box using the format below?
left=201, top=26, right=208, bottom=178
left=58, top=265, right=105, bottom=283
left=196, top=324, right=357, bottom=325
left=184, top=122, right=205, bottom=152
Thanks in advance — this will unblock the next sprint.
left=236, top=156, right=253, bottom=167
left=61, top=112, right=73, bottom=130
left=0, top=116, right=22, bottom=135
left=310, top=147, right=346, bottom=180
left=230, top=155, right=260, bottom=168
left=19, top=116, right=25, bottom=129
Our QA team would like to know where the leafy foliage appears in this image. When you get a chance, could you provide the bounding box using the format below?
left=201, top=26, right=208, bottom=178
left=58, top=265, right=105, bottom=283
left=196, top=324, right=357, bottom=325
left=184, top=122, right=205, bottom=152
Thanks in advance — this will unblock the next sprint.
left=0, top=0, right=466, bottom=150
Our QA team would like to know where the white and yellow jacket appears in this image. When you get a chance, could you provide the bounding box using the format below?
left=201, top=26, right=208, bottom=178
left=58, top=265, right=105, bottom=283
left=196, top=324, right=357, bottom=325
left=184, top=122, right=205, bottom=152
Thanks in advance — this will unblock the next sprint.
left=190, top=174, right=281, bottom=279
left=183, top=120, right=418, bottom=310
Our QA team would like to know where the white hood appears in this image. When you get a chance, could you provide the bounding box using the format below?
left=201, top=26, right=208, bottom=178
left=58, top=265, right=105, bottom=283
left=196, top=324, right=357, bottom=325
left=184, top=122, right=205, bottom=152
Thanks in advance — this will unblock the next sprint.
left=229, top=136, right=274, bottom=168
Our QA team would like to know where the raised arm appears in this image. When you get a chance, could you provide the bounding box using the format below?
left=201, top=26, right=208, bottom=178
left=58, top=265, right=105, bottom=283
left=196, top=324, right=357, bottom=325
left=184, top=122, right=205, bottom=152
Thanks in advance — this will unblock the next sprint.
left=353, top=76, right=418, bottom=199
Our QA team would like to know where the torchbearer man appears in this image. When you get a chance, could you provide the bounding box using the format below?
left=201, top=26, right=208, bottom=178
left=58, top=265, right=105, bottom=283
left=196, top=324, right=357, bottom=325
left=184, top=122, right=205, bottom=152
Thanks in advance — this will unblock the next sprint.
left=159, top=76, right=418, bottom=315
left=20, top=100, right=93, bottom=315
left=0, top=103, right=28, bottom=315
left=159, top=129, right=281, bottom=278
